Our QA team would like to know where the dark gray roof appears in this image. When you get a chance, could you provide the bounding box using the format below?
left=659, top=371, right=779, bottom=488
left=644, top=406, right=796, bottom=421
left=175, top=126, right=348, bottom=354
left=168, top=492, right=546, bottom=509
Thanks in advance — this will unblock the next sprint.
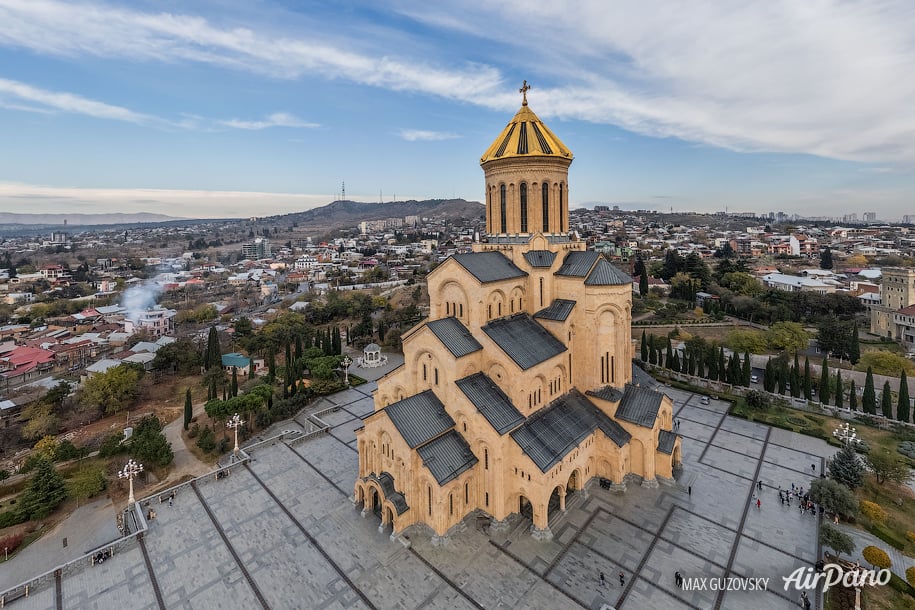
left=451, top=252, right=527, bottom=283
left=615, top=384, right=665, bottom=428
left=523, top=250, right=556, bottom=268
left=455, top=372, right=525, bottom=435
left=585, top=258, right=633, bottom=286
left=417, top=430, right=478, bottom=486
left=586, top=385, right=624, bottom=403
left=384, top=390, right=454, bottom=448
left=482, top=314, right=566, bottom=370
left=365, top=472, right=409, bottom=515
left=657, top=430, right=678, bottom=455
left=426, top=317, right=482, bottom=358
left=555, top=250, right=600, bottom=277
left=510, top=390, right=630, bottom=472
left=631, top=363, right=659, bottom=388
left=534, top=299, right=576, bottom=322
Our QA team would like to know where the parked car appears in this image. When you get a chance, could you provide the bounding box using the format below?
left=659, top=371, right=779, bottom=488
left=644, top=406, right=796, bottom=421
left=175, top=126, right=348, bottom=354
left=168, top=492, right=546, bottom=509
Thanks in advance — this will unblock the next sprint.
left=750, top=375, right=759, bottom=383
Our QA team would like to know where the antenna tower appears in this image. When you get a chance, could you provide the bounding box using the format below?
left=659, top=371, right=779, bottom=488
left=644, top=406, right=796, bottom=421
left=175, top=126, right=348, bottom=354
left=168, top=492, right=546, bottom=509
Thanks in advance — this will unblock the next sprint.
left=342, top=181, right=346, bottom=201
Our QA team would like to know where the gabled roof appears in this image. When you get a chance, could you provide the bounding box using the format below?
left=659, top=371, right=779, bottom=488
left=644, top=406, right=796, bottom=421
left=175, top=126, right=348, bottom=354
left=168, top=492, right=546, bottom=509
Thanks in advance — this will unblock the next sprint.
left=555, top=250, right=601, bottom=277
left=534, top=299, right=576, bottom=322
left=384, top=390, right=454, bottom=449
left=584, top=258, right=632, bottom=286
left=417, top=430, right=478, bottom=486
left=451, top=252, right=527, bottom=284
left=657, top=430, right=678, bottom=455
left=365, top=472, right=409, bottom=515
left=615, top=384, right=665, bottom=428
left=586, top=386, right=624, bottom=403
left=455, top=372, right=524, bottom=435
left=510, top=390, right=630, bottom=472
left=426, top=317, right=482, bottom=358
left=523, top=250, right=556, bottom=268
left=482, top=314, right=566, bottom=370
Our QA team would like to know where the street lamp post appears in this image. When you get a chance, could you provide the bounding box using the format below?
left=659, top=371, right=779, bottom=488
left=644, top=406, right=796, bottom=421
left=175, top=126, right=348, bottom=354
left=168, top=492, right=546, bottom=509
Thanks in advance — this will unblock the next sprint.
left=341, top=355, right=353, bottom=385
left=118, top=459, right=144, bottom=507
left=833, top=422, right=858, bottom=446
left=227, top=413, right=244, bottom=455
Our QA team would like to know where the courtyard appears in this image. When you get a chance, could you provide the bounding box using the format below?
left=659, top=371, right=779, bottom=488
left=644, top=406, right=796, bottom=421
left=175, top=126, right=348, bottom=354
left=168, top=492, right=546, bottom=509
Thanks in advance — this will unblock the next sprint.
left=2, top=378, right=835, bottom=609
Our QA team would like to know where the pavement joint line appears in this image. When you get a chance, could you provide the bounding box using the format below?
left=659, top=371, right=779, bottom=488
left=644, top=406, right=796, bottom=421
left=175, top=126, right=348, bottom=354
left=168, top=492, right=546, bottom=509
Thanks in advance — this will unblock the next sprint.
left=630, top=572, right=704, bottom=610
left=766, top=439, right=830, bottom=457
left=54, top=569, right=61, bottom=610
left=327, top=430, right=359, bottom=453
left=693, top=460, right=755, bottom=482
left=673, top=394, right=693, bottom=418
left=615, top=505, right=675, bottom=609
left=741, top=532, right=814, bottom=564
left=406, top=547, right=486, bottom=610
left=282, top=442, right=350, bottom=497
left=702, top=441, right=765, bottom=462
left=190, top=480, right=270, bottom=610
left=697, top=408, right=731, bottom=464
left=714, top=426, right=772, bottom=610
left=761, top=459, right=822, bottom=479
left=730, top=567, right=800, bottom=606
left=243, top=463, right=379, bottom=610
left=815, top=453, right=826, bottom=610
left=486, top=540, right=589, bottom=609
left=137, top=534, right=166, bottom=610
left=543, top=508, right=601, bottom=578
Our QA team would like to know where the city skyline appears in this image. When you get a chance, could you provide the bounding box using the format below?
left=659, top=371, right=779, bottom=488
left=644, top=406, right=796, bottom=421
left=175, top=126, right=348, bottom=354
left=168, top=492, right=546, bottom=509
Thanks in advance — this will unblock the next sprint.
left=1, top=0, right=915, bottom=219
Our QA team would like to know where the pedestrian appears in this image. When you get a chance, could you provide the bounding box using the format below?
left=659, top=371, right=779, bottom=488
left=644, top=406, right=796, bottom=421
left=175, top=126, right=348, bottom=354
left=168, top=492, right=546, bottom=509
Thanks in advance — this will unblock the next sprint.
left=675, top=571, right=682, bottom=588
left=811, top=463, right=816, bottom=473
left=600, top=572, right=605, bottom=587
left=169, top=497, right=173, bottom=507
left=791, top=483, right=795, bottom=491
left=757, top=480, right=763, bottom=491
left=756, top=498, right=761, bottom=510
left=619, top=572, right=625, bottom=587
left=800, top=591, right=811, bottom=610
left=688, top=485, right=691, bottom=496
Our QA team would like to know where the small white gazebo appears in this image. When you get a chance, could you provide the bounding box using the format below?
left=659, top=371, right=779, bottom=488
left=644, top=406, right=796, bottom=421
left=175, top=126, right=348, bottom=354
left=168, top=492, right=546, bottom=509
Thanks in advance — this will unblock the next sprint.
left=359, top=343, right=386, bottom=368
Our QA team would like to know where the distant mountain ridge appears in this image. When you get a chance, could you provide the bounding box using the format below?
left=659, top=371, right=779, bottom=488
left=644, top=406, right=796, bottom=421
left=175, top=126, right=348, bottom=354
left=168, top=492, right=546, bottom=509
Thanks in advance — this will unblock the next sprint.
left=281, top=198, right=483, bottom=227
left=0, top=212, right=186, bottom=226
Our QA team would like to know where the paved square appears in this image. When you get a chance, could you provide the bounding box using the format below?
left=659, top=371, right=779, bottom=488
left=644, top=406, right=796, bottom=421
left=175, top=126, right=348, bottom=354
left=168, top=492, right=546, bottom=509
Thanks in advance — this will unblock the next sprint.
left=4, top=382, right=840, bottom=609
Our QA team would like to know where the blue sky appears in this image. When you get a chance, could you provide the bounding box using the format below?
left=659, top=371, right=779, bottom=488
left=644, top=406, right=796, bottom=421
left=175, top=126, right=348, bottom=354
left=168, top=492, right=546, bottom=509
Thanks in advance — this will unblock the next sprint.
left=1, top=0, right=914, bottom=219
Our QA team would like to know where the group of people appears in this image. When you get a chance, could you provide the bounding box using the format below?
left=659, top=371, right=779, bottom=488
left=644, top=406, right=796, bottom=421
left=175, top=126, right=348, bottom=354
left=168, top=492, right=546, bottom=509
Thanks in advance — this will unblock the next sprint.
left=598, top=571, right=626, bottom=588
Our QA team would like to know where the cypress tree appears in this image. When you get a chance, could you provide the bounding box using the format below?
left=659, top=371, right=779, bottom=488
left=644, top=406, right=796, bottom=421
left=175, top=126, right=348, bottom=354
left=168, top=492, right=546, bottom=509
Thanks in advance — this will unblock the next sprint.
left=718, top=347, right=726, bottom=382
left=777, top=363, right=786, bottom=394
left=649, top=342, right=658, bottom=365
left=764, top=359, right=774, bottom=392
left=641, top=331, right=648, bottom=362
left=639, top=272, right=649, bottom=296
left=819, top=357, right=831, bottom=404
left=688, top=352, right=696, bottom=376
left=222, top=385, right=227, bottom=401
left=790, top=365, right=801, bottom=397
left=863, top=367, right=876, bottom=414
left=248, top=360, right=255, bottom=380
left=898, top=371, right=910, bottom=423
left=205, top=326, right=220, bottom=370
left=707, top=351, right=718, bottom=380
left=803, top=357, right=812, bottom=400
left=849, top=323, right=860, bottom=365
left=671, top=351, right=681, bottom=372
left=881, top=381, right=893, bottom=418
left=209, top=377, right=217, bottom=403
left=665, top=340, right=674, bottom=370
left=295, top=335, right=303, bottom=361
left=267, top=349, right=276, bottom=382
left=333, top=327, right=342, bottom=355
left=231, top=367, right=238, bottom=397
left=285, top=342, right=292, bottom=374
left=849, top=379, right=857, bottom=411
left=835, top=371, right=843, bottom=409
left=695, top=352, right=704, bottom=378
left=184, top=388, right=192, bottom=431
left=742, top=352, right=751, bottom=386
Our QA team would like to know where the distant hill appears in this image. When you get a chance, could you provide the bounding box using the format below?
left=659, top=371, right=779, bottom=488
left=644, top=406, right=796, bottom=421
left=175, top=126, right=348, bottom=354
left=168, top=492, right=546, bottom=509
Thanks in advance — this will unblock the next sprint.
left=0, top=212, right=186, bottom=226
left=280, top=198, right=483, bottom=228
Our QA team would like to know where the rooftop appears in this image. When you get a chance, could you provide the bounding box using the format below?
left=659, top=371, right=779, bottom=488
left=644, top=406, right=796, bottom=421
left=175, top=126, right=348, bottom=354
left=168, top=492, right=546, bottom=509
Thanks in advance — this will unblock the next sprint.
left=455, top=372, right=525, bottom=435
left=426, top=317, right=483, bottom=358
left=451, top=252, right=528, bottom=284
left=383, top=390, right=454, bottom=449
left=482, top=314, right=566, bottom=370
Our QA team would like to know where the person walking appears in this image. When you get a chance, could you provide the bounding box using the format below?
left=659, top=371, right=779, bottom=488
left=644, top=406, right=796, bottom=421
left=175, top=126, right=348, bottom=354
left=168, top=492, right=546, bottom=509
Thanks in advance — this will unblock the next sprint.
left=600, top=572, right=606, bottom=587
left=619, top=572, right=625, bottom=587
left=811, top=463, right=816, bottom=473
left=688, top=485, right=691, bottom=496
left=756, top=498, right=761, bottom=510
left=675, top=571, right=682, bottom=588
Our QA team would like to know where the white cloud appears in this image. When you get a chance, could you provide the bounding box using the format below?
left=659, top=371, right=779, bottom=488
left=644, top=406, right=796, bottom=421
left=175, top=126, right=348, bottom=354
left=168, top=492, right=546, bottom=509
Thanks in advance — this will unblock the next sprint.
left=220, top=112, right=319, bottom=130
left=0, top=77, right=153, bottom=123
left=398, top=129, right=459, bottom=142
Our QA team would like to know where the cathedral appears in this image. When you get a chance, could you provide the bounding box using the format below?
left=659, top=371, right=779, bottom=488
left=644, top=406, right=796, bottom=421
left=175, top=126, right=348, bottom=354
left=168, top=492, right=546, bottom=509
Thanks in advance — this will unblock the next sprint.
left=354, top=85, right=681, bottom=541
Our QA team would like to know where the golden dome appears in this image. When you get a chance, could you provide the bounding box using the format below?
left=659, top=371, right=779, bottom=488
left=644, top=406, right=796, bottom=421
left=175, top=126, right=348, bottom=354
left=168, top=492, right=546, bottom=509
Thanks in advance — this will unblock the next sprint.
left=480, top=104, right=573, bottom=165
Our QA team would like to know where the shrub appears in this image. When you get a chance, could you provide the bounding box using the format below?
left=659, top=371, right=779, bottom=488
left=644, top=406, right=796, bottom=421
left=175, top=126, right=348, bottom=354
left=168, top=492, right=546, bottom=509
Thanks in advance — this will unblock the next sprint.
left=98, top=432, right=125, bottom=457
left=890, top=572, right=915, bottom=598
left=860, top=500, right=888, bottom=524
left=217, top=437, right=230, bottom=454
left=907, top=531, right=915, bottom=543
left=0, top=469, right=9, bottom=481
left=908, top=566, right=915, bottom=589
left=0, top=510, right=25, bottom=529
left=0, top=532, right=25, bottom=554
left=786, top=416, right=807, bottom=427
left=186, top=423, right=199, bottom=439
left=862, top=545, right=892, bottom=569
left=868, top=523, right=907, bottom=550
left=196, top=426, right=216, bottom=453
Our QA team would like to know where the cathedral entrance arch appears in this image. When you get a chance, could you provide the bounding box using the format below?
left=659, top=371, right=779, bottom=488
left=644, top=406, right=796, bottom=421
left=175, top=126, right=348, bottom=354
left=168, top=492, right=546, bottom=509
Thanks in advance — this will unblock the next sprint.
left=369, top=487, right=381, bottom=516
left=567, top=469, right=580, bottom=492
left=519, top=495, right=534, bottom=521
left=673, top=445, right=682, bottom=469
left=630, top=439, right=645, bottom=478
left=355, top=485, right=365, bottom=508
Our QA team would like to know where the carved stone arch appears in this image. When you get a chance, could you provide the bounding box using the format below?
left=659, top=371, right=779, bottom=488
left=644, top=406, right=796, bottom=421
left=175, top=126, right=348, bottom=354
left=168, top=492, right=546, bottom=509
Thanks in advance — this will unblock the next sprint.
left=392, top=385, right=407, bottom=402
left=413, top=349, right=441, bottom=388
left=487, top=289, right=507, bottom=319
left=509, top=285, right=525, bottom=314
left=439, top=280, right=469, bottom=321
left=487, top=362, right=508, bottom=384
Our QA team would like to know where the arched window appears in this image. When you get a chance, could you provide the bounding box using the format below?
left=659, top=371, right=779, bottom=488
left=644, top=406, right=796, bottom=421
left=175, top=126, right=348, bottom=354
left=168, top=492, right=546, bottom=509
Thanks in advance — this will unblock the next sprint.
left=542, top=185, right=549, bottom=232
left=520, top=183, right=528, bottom=233
left=449, top=493, right=454, bottom=515
left=428, top=486, right=432, bottom=516
left=488, top=187, right=494, bottom=232
left=499, top=184, right=507, bottom=233
left=559, top=182, right=565, bottom=232
left=484, top=448, right=489, bottom=470
left=464, top=482, right=469, bottom=504
left=459, top=303, right=463, bottom=318
left=539, top=277, right=544, bottom=306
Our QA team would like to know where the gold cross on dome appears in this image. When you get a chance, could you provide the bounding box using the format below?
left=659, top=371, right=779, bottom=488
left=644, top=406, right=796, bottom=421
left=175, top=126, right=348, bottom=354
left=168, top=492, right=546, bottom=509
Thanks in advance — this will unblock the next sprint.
left=519, top=80, right=531, bottom=106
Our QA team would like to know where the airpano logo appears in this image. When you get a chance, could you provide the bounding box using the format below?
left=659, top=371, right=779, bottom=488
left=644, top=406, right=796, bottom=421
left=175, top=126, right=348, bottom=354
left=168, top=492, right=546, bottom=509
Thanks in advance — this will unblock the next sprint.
left=783, top=564, right=891, bottom=592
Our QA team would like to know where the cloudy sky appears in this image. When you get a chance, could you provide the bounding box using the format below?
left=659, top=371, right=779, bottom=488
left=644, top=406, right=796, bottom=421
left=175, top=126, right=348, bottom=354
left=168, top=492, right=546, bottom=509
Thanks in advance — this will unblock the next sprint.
left=1, top=0, right=914, bottom=219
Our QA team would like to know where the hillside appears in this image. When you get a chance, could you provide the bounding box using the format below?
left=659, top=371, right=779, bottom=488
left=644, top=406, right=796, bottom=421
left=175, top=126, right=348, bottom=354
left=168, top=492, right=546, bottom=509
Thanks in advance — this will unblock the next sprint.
left=0, top=212, right=185, bottom=226
left=278, top=198, right=483, bottom=228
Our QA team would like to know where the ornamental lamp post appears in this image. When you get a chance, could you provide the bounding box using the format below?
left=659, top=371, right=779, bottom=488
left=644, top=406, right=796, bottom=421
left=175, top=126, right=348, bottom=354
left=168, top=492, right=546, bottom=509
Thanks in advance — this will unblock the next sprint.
left=227, top=413, right=244, bottom=455
left=833, top=422, right=857, bottom=446
left=118, top=459, right=143, bottom=507
left=341, top=355, right=353, bottom=384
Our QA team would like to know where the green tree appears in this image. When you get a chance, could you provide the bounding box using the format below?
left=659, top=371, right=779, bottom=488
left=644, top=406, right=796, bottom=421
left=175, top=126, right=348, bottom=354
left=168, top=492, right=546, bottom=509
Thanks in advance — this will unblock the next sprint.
left=866, top=449, right=913, bottom=485
left=863, top=367, right=877, bottom=414
left=898, top=370, right=910, bottom=423
left=742, top=352, right=751, bottom=386
left=231, top=367, right=238, bottom=398
left=828, top=443, right=864, bottom=489
left=849, top=379, right=857, bottom=411
left=17, top=458, right=68, bottom=520
left=639, top=271, right=648, bottom=296
left=183, top=388, right=193, bottom=431
left=79, top=363, right=144, bottom=415
left=68, top=465, right=107, bottom=508
left=849, top=323, right=860, bottom=365
left=130, top=415, right=173, bottom=467
left=835, top=371, right=844, bottom=409
left=152, top=338, right=203, bottom=375
left=862, top=546, right=891, bottom=570
left=881, top=381, right=893, bottom=418
left=820, top=246, right=833, bottom=270
left=204, top=326, right=221, bottom=371
left=856, top=351, right=915, bottom=376
left=766, top=322, right=809, bottom=353
left=809, top=477, right=858, bottom=517
left=803, top=357, right=812, bottom=400
left=641, top=331, right=648, bottom=362
left=19, top=403, right=60, bottom=441
left=819, top=358, right=831, bottom=405
left=819, top=523, right=855, bottom=559
left=725, top=329, right=767, bottom=354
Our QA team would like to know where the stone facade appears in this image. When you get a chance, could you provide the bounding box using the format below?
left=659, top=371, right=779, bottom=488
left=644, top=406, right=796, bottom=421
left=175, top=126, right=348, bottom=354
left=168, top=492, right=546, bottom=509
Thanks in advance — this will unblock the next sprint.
left=870, top=267, right=915, bottom=338
left=354, top=97, right=681, bottom=540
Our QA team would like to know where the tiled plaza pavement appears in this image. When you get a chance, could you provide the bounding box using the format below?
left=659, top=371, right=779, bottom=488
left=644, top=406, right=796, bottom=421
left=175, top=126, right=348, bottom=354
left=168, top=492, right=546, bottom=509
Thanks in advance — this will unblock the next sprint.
left=11, top=383, right=840, bottom=609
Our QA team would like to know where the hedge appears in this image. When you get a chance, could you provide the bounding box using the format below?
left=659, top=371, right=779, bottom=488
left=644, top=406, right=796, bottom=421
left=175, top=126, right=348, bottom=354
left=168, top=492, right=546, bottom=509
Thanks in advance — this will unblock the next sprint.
left=860, top=500, right=888, bottom=524
left=867, top=524, right=906, bottom=551
left=862, top=545, right=892, bottom=569
left=889, top=572, right=915, bottom=599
